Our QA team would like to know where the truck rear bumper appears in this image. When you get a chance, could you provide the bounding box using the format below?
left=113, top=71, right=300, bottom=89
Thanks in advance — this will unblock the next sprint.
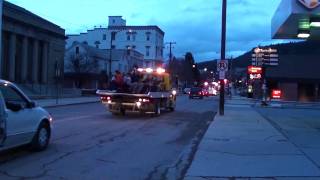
left=102, top=102, right=154, bottom=114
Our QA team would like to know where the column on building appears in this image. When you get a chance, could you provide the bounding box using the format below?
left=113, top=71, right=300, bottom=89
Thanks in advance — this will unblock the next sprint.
left=20, top=36, right=28, bottom=82
left=41, top=42, right=48, bottom=84
left=8, top=33, right=16, bottom=82
left=32, top=39, right=39, bottom=83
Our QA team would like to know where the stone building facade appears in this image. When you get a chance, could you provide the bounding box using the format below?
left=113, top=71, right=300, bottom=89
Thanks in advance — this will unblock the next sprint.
left=1, top=1, right=65, bottom=96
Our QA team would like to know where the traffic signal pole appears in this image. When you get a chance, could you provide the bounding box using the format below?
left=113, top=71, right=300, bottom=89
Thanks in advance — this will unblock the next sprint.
left=219, top=0, right=227, bottom=116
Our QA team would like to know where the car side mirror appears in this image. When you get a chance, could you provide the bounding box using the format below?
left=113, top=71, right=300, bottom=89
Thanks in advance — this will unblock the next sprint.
left=27, top=101, right=36, bottom=109
left=6, top=102, right=23, bottom=112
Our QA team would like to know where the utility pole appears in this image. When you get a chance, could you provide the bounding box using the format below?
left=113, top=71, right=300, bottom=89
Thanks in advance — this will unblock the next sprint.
left=219, top=0, right=227, bottom=116
left=165, top=42, right=176, bottom=62
left=108, top=32, right=114, bottom=83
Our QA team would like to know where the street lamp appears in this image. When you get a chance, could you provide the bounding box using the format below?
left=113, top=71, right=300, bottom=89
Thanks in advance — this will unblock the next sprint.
left=204, top=68, right=208, bottom=72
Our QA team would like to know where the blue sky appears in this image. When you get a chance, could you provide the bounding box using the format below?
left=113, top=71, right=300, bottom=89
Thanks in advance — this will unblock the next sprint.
left=7, top=0, right=285, bottom=62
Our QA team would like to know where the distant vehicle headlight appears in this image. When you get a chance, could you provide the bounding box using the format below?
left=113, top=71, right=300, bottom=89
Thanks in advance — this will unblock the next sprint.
left=172, top=90, right=177, bottom=95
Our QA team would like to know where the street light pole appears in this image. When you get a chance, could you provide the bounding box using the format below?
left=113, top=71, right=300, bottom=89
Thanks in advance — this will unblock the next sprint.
left=219, top=0, right=227, bottom=116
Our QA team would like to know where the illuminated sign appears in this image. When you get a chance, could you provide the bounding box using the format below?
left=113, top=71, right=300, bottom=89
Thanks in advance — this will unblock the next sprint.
left=249, top=74, right=262, bottom=80
left=248, top=66, right=262, bottom=74
left=272, top=89, right=282, bottom=99
left=298, top=0, right=320, bottom=9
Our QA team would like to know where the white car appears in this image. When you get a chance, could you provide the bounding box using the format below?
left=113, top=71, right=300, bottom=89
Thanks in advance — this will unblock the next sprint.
left=0, top=80, right=53, bottom=152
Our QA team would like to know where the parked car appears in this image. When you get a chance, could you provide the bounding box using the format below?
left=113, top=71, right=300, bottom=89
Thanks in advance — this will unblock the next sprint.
left=189, top=87, right=204, bottom=99
left=0, top=80, right=53, bottom=152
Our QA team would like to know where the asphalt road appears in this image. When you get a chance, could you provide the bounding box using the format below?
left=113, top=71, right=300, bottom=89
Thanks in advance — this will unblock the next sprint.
left=0, top=95, right=218, bottom=180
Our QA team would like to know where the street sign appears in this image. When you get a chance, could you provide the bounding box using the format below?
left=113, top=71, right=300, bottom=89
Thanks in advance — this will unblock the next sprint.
left=217, top=60, right=228, bottom=72
left=219, top=71, right=225, bottom=80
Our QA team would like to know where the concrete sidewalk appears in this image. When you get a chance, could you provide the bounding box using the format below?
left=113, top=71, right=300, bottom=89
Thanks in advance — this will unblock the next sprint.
left=34, top=96, right=100, bottom=108
left=185, top=98, right=320, bottom=179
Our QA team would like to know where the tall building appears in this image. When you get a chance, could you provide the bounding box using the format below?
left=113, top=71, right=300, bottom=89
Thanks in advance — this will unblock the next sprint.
left=1, top=1, right=65, bottom=96
left=67, top=16, right=165, bottom=69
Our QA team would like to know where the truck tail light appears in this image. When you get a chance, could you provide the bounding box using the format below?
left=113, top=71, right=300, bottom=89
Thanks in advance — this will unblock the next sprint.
left=101, top=96, right=111, bottom=103
left=139, top=98, right=150, bottom=103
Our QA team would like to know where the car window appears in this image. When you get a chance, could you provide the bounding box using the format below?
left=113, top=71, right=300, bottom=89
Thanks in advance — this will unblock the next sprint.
left=0, top=85, right=28, bottom=108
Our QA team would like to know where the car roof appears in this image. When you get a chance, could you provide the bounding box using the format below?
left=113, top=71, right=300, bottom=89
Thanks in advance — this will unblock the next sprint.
left=0, top=79, right=13, bottom=85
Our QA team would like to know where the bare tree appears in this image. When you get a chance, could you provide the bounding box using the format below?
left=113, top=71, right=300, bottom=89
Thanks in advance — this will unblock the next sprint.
left=66, top=53, right=98, bottom=73
left=66, top=53, right=99, bottom=88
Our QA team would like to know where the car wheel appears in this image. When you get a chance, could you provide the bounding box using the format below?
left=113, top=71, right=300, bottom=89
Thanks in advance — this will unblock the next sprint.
left=31, top=122, right=50, bottom=151
left=120, top=108, right=126, bottom=116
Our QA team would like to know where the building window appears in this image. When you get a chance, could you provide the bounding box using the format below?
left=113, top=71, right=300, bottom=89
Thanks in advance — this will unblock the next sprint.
left=76, top=47, right=79, bottom=54
left=132, top=34, right=136, bottom=41
left=146, top=46, right=150, bottom=57
left=111, top=32, right=116, bottom=41
left=111, top=45, right=116, bottom=49
left=127, top=35, right=131, bottom=41
left=146, top=32, right=151, bottom=41
left=113, top=19, right=115, bottom=23
left=132, top=45, right=136, bottom=49
left=103, top=34, right=107, bottom=40
left=95, top=41, right=101, bottom=49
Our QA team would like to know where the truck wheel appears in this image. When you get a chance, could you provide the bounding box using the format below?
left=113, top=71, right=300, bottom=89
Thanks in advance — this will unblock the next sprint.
left=153, top=103, right=161, bottom=116
left=31, top=122, right=50, bottom=151
left=120, top=108, right=126, bottom=116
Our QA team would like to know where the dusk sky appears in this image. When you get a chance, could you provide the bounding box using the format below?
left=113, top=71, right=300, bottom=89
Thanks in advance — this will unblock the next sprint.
left=7, top=0, right=286, bottom=62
